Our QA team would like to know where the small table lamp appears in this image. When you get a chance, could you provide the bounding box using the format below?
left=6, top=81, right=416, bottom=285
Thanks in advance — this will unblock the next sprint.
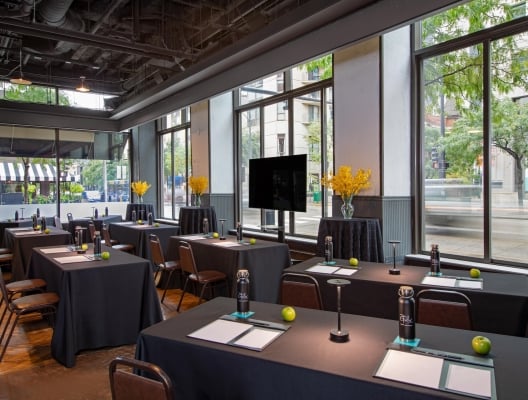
left=388, top=240, right=401, bottom=275
left=328, top=278, right=351, bottom=342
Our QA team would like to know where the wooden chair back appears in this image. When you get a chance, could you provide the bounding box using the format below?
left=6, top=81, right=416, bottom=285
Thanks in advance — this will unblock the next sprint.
left=416, top=289, right=473, bottom=330
left=109, top=356, right=174, bottom=400
left=178, top=241, right=199, bottom=277
left=280, top=272, right=323, bottom=310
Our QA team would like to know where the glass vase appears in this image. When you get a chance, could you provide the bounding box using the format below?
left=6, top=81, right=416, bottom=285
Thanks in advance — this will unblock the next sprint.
left=194, top=194, right=202, bottom=207
left=341, top=195, right=354, bottom=219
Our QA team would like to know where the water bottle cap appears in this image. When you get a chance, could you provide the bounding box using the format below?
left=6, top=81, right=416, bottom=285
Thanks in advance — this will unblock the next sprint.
left=237, top=269, right=249, bottom=278
left=325, top=236, right=333, bottom=242
left=398, top=285, right=414, bottom=297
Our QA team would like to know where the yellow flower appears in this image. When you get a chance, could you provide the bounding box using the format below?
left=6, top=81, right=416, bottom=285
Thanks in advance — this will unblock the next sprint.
left=131, top=181, right=151, bottom=197
left=188, top=176, right=208, bottom=195
left=321, top=166, right=371, bottom=197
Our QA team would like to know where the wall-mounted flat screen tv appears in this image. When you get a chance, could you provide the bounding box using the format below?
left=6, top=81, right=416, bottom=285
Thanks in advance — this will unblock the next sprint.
left=248, top=154, right=307, bottom=212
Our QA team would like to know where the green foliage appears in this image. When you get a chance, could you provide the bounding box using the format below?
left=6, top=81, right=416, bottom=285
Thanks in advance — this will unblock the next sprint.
left=299, top=55, right=333, bottom=80
left=4, top=84, right=71, bottom=106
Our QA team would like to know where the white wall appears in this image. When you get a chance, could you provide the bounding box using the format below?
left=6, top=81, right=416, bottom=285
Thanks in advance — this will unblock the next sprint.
left=334, top=37, right=381, bottom=195
left=210, top=92, right=234, bottom=193
left=190, top=101, right=210, bottom=191
left=382, top=27, right=412, bottom=196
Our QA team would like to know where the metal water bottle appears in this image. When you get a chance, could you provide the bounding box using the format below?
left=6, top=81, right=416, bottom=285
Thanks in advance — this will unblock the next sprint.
left=131, top=210, right=136, bottom=222
left=324, top=236, right=333, bottom=263
left=41, top=216, right=46, bottom=231
left=202, top=218, right=209, bottom=236
left=75, top=226, right=83, bottom=250
left=36, top=208, right=40, bottom=218
left=105, top=206, right=109, bottom=217
left=398, top=286, right=415, bottom=341
left=236, top=222, right=243, bottom=242
left=94, top=208, right=99, bottom=219
left=236, top=269, right=250, bottom=314
left=148, top=212, right=153, bottom=225
left=15, top=210, right=19, bottom=221
left=430, top=244, right=441, bottom=276
left=94, top=231, right=102, bottom=258
left=32, top=214, right=38, bottom=230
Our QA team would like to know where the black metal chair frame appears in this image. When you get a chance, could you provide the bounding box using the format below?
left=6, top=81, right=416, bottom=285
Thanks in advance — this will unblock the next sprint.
left=149, top=234, right=181, bottom=303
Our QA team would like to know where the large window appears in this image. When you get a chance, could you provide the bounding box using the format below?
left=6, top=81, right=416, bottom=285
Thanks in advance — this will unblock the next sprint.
left=237, top=55, right=333, bottom=237
left=416, top=0, right=528, bottom=265
left=0, top=126, right=131, bottom=220
left=158, top=108, right=191, bottom=220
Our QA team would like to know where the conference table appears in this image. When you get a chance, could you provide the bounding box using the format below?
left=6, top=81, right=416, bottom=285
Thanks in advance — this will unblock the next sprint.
left=136, top=296, right=526, bottom=399
left=285, top=257, right=528, bottom=337
left=316, top=217, right=384, bottom=262
left=178, top=206, right=218, bottom=235
left=166, top=235, right=291, bottom=302
left=0, top=219, right=33, bottom=246
left=67, top=214, right=123, bottom=242
left=3, top=226, right=72, bottom=281
left=109, top=221, right=180, bottom=261
left=28, top=244, right=162, bottom=368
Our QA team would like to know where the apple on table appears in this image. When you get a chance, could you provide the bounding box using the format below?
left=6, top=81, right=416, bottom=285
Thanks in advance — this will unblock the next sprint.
left=472, top=335, right=491, bottom=355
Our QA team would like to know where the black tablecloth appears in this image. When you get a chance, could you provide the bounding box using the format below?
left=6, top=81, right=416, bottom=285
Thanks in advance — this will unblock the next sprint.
left=28, top=245, right=162, bottom=367
left=316, top=217, right=384, bottom=262
left=178, top=206, right=217, bottom=235
left=125, top=203, right=155, bottom=221
left=109, top=222, right=179, bottom=261
left=136, top=297, right=527, bottom=400
left=166, top=235, right=291, bottom=302
left=4, top=227, right=72, bottom=280
left=286, top=257, right=528, bottom=336
left=68, top=215, right=123, bottom=243
left=0, top=219, right=33, bottom=246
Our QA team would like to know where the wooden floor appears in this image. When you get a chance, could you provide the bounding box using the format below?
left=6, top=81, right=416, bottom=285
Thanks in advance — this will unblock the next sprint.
left=0, top=286, right=200, bottom=400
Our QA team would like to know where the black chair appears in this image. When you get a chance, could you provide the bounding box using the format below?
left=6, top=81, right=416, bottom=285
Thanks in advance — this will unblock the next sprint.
left=66, top=213, right=73, bottom=222
left=280, top=272, right=323, bottom=310
left=149, top=234, right=181, bottom=303
left=0, top=267, right=59, bottom=361
left=415, top=289, right=473, bottom=330
left=109, top=356, right=174, bottom=400
left=177, top=241, right=228, bottom=312
left=102, top=227, right=135, bottom=254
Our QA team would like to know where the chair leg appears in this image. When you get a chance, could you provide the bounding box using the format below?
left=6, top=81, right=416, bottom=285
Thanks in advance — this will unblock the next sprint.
left=0, top=313, right=17, bottom=361
left=197, top=283, right=209, bottom=306
left=160, top=270, right=174, bottom=303
left=176, top=277, right=190, bottom=312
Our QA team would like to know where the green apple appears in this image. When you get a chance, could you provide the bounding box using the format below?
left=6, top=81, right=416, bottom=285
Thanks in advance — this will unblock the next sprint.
left=249, top=238, right=256, bottom=245
left=349, top=257, right=359, bottom=266
left=470, top=268, right=481, bottom=278
left=81, top=243, right=89, bottom=251
left=212, top=232, right=219, bottom=238
left=281, top=306, right=296, bottom=322
left=44, top=228, right=50, bottom=234
left=137, top=219, right=143, bottom=225
left=101, top=251, right=111, bottom=260
left=471, top=335, right=491, bottom=355
left=154, top=222, right=160, bottom=227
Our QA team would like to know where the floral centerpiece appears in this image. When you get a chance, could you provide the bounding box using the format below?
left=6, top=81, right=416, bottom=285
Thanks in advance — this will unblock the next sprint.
left=321, top=166, right=371, bottom=218
left=131, top=180, right=151, bottom=203
left=188, top=175, right=208, bottom=206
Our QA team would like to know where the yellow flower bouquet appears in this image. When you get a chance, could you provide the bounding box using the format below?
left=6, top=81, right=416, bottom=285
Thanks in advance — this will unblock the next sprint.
left=131, top=180, right=151, bottom=202
left=188, top=176, right=208, bottom=206
left=321, top=166, right=371, bottom=218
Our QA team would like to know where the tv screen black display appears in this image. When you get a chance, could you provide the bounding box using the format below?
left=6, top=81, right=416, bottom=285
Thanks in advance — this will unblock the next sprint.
left=248, top=154, right=307, bottom=212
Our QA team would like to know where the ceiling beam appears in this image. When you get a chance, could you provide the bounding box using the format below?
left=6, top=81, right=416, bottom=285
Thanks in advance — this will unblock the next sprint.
left=0, top=17, right=185, bottom=61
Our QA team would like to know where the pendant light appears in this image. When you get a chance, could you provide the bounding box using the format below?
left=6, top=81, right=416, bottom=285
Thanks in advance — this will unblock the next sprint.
left=76, top=76, right=90, bottom=92
left=10, top=47, right=32, bottom=85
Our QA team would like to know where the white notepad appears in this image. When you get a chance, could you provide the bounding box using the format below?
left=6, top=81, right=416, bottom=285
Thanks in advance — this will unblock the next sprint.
left=40, top=247, right=72, bottom=254
left=445, top=363, right=491, bottom=398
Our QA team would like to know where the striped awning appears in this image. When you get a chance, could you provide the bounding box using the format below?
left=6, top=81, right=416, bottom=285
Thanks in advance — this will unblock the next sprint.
left=0, top=162, right=77, bottom=182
